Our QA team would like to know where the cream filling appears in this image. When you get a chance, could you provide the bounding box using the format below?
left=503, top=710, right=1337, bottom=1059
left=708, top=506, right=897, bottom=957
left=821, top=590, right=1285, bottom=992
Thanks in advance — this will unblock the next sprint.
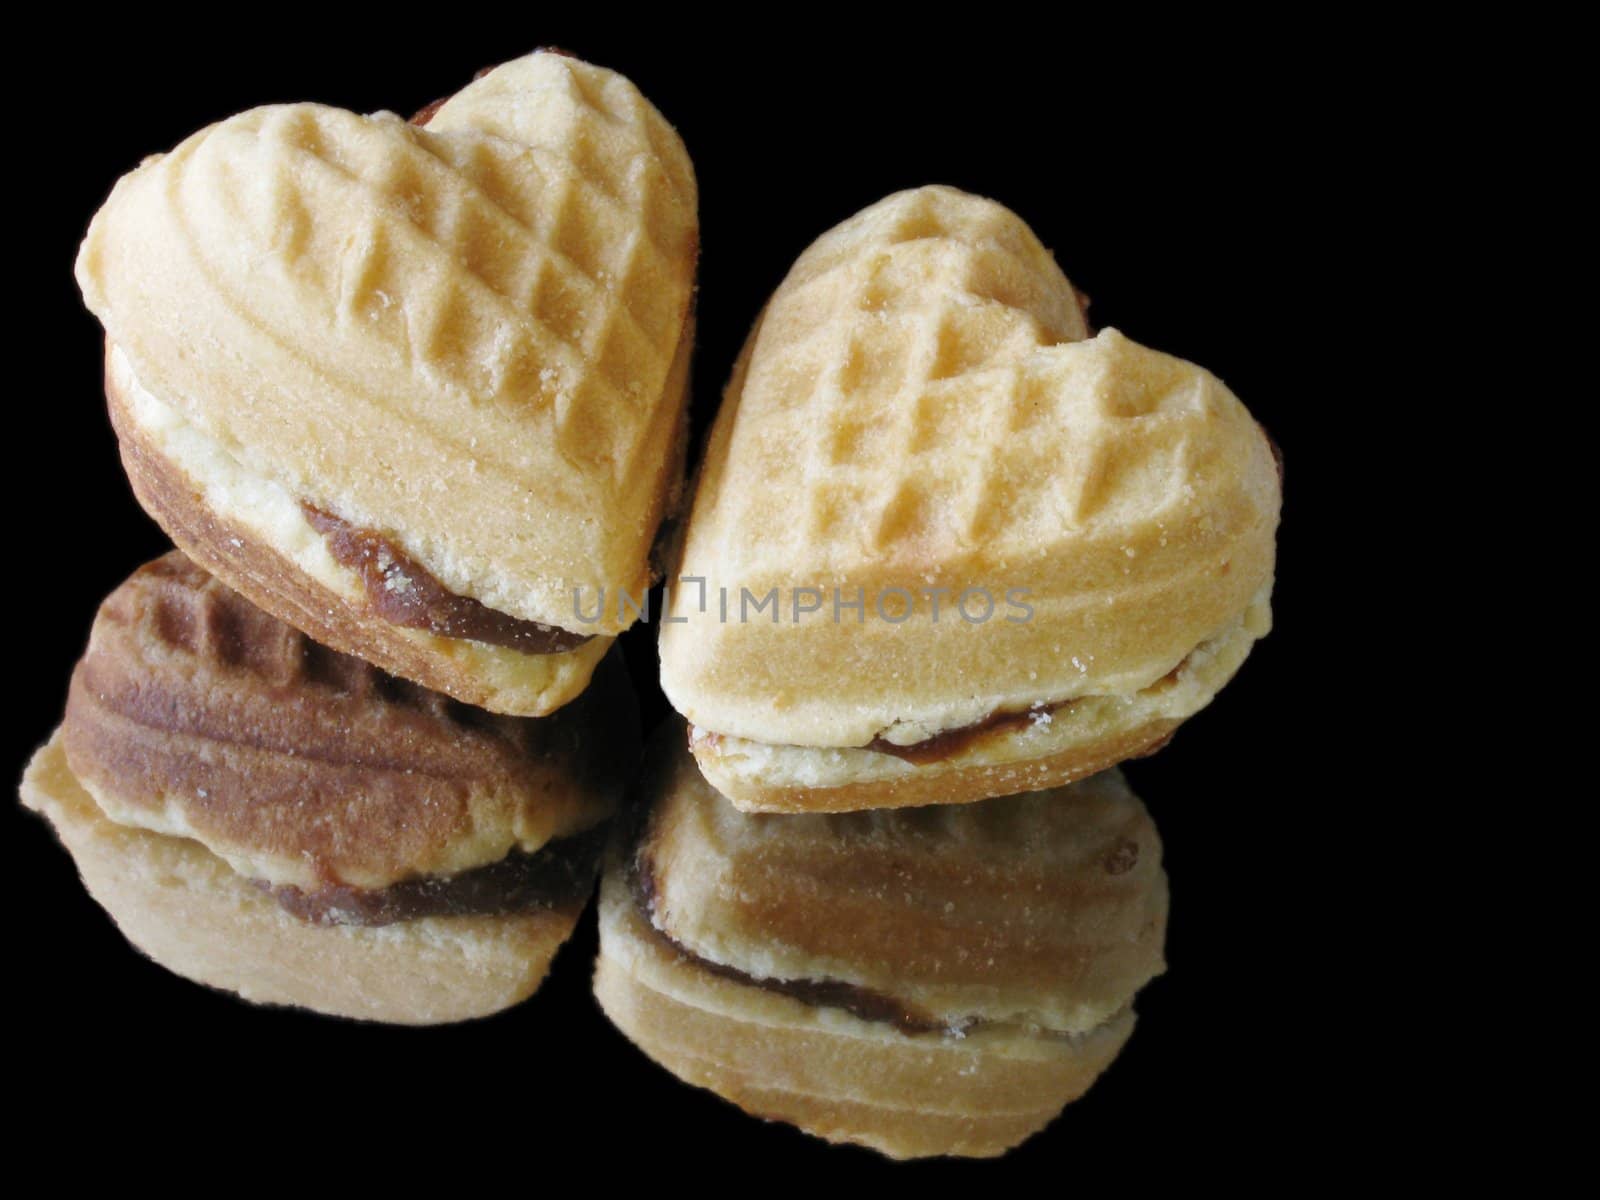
left=111, top=346, right=609, bottom=713
left=23, top=735, right=549, bottom=979
left=695, top=588, right=1269, bottom=791
left=71, top=761, right=589, bottom=892
left=111, top=344, right=362, bottom=605
left=73, top=771, right=556, bottom=896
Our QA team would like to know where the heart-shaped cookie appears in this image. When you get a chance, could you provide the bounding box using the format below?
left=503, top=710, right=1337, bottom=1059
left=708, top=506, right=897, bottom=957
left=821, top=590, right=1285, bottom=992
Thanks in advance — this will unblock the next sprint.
left=595, top=722, right=1167, bottom=1158
left=22, top=551, right=639, bottom=1024
left=77, top=52, right=698, bottom=715
left=660, top=185, right=1278, bottom=810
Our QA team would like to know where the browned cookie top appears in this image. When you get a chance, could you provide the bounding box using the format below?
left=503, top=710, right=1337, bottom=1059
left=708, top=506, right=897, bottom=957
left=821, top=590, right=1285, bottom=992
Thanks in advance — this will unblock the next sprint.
left=64, top=552, right=637, bottom=891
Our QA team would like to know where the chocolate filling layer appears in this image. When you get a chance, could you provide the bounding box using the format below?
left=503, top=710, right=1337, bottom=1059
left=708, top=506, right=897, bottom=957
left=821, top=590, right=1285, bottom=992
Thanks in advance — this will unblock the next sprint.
left=262, top=825, right=605, bottom=927
left=303, top=505, right=592, bottom=654
left=866, top=701, right=1072, bottom=764
left=631, top=840, right=966, bottom=1037
left=863, top=652, right=1193, bottom=764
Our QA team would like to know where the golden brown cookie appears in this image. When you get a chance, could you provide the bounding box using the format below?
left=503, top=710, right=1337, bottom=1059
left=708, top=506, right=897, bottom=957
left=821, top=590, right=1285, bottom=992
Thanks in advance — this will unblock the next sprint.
left=22, top=553, right=639, bottom=1023
left=77, top=51, right=699, bottom=715
left=594, top=723, right=1167, bottom=1158
left=659, top=186, right=1278, bottom=810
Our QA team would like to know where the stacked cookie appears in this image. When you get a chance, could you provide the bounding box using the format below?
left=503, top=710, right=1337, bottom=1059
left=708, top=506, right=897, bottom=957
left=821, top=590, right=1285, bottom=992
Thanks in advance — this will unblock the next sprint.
left=600, top=186, right=1281, bottom=1156
left=23, top=54, right=1281, bottom=1160
left=22, top=51, right=698, bottom=1023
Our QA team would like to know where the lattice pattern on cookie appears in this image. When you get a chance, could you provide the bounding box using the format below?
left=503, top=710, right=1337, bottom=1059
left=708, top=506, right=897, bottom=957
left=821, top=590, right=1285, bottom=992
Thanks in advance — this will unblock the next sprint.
left=127, top=554, right=407, bottom=699
left=720, top=189, right=1073, bottom=564
left=713, top=188, right=1213, bottom=573
left=428, top=55, right=697, bottom=472
left=108, top=554, right=549, bottom=744
left=169, top=53, right=695, bottom=482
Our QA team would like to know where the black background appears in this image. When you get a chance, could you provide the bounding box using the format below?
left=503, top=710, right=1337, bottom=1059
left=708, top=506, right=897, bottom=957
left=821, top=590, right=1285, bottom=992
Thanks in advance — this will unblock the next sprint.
left=10, top=19, right=1358, bottom=1178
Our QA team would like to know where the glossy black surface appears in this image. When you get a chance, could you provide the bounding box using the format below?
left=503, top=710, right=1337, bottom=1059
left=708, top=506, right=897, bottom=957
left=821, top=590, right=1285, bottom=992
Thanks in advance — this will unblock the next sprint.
left=11, top=20, right=1373, bottom=1181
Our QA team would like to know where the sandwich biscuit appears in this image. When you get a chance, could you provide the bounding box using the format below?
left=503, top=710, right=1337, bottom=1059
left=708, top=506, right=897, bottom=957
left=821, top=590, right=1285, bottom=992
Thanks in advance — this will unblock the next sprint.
left=77, top=51, right=699, bottom=716
left=660, top=185, right=1279, bottom=810
left=595, top=723, right=1167, bottom=1158
left=22, top=553, right=637, bottom=1023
